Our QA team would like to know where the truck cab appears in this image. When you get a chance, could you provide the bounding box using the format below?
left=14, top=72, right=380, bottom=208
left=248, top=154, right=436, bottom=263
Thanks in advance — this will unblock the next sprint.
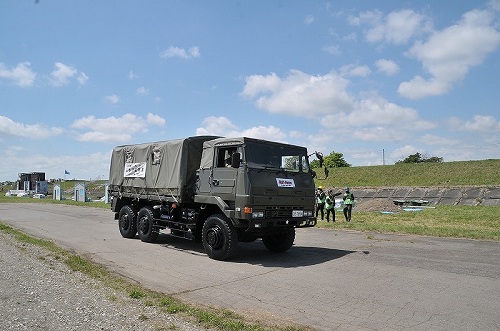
left=194, top=137, right=316, bottom=258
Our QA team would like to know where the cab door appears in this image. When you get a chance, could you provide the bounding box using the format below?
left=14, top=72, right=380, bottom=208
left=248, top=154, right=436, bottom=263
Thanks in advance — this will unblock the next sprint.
left=210, top=146, right=240, bottom=198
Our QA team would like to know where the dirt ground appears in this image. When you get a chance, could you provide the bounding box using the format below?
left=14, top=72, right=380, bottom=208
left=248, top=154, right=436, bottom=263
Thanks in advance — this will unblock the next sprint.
left=354, top=198, right=403, bottom=213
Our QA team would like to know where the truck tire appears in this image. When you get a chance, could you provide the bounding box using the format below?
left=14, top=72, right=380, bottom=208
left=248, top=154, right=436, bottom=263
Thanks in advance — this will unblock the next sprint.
left=118, top=205, right=137, bottom=238
left=262, top=227, right=295, bottom=252
left=202, top=214, right=238, bottom=261
left=137, top=206, right=159, bottom=243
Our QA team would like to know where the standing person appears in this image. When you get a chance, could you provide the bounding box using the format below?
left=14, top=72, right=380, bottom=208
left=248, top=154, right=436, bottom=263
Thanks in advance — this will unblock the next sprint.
left=315, top=187, right=326, bottom=220
left=342, top=187, right=354, bottom=222
left=325, top=189, right=342, bottom=222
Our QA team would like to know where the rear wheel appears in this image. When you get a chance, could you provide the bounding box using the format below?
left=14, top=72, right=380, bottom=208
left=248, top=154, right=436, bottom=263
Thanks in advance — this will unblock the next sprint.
left=262, top=228, right=295, bottom=252
left=118, top=205, right=137, bottom=238
left=202, top=214, right=238, bottom=260
left=137, top=206, right=159, bottom=243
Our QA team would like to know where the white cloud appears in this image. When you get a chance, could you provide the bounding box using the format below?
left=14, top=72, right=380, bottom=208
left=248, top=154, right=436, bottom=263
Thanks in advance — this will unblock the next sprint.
left=340, top=64, right=371, bottom=77
left=128, top=70, right=138, bottom=80
left=146, top=112, right=166, bottom=126
left=321, top=93, right=435, bottom=141
left=305, top=14, right=314, bottom=25
left=195, top=116, right=286, bottom=142
left=323, top=45, right=341, bottom=56
left=104, top=94, right=120, bottom=104
left=240, top=69, right=355, bottom=117
left=195, top=116, right=239, bottom=136
left=391, top=145, right=420, bottom=161
left=350, top=9, right=432, bottom=44
left=4, top=145, right=24, bottom=157
left=50, top=62, right=78, bottom=86
left=375, top=59, right=400, bottom=76
left=399, top=8, right=500, bottom=99
left=448, top=115, right=500, bottom=132
left=0, top=115, right=63, bottom=138
left=71, top=113, right=166, bottom=143
left=419, top=134, right=459, bottom=146
left=0, top=61, right=36, bottom=87
left=77, top=72, right=89, bottom=85
left=490, top=0, right=500, bottom=11
left=160, top=46, right=201, bottom=59
left=136, top=86, right=149, bottom=95
left=238, top=126, right=286, bottom=141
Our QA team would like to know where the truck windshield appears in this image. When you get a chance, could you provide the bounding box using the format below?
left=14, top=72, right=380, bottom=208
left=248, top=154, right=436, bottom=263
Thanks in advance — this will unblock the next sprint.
left=245, top=142, right=310, bottom=173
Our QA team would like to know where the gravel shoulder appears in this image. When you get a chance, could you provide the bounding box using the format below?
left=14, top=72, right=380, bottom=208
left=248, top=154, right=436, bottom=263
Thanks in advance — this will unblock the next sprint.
left=0, top=231, right=204, bottom=331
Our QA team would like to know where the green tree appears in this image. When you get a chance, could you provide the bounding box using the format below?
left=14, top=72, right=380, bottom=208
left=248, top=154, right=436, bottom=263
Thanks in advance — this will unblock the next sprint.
left=310, top=159, right=321, bottom=169
left=396, top=152, right=443, bottom=164
left=324, top=151, right=351, bottom=168
left=311, top=151, right=351, bottom=168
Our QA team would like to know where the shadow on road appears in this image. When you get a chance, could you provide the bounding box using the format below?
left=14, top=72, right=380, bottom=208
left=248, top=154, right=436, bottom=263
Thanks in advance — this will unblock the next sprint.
left=232, top=242, right=355, bottom=267
left=152, top=234, right=355, bottom=267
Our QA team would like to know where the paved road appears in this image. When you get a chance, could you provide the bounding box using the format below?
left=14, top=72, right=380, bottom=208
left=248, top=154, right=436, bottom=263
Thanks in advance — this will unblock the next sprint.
left=1, top=203, right=499, bottom=331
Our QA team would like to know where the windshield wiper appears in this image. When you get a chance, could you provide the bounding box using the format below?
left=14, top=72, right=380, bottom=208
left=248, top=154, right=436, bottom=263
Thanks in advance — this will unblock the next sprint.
left=257, top=165, right=275, bottom=173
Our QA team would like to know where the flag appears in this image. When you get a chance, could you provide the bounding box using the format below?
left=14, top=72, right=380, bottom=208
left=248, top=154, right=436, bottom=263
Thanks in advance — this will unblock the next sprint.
left=64, top=170, right=70, bottom=175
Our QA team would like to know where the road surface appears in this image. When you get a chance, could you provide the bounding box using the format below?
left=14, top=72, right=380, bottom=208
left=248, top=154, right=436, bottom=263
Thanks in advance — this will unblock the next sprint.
left=0, top=203, right=499, bottom=331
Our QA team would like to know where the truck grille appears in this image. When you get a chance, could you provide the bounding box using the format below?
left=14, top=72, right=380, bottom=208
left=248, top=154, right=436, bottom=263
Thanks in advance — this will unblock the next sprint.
left=264, top=206, right=301, bottom=218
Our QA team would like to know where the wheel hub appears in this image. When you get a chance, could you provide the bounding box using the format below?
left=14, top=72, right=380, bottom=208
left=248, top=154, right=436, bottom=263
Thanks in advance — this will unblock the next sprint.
left=119, top=215, right=129, bottom=230
left=138, top=217, right=148, bottom=233
left=206, top=226, right=223, bottom=249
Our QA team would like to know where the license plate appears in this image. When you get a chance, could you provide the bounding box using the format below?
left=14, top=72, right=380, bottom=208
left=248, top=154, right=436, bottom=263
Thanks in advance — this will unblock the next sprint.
left=292, top=210, right=303, bottom=217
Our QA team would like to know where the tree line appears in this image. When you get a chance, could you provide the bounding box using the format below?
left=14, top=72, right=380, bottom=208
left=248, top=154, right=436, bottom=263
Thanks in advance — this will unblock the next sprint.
left=311, top=151, right=443, bottom=169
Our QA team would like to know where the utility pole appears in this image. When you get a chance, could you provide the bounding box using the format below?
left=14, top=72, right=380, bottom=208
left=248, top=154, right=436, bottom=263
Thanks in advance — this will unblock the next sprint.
left=383, top=149, right=385, bottom=165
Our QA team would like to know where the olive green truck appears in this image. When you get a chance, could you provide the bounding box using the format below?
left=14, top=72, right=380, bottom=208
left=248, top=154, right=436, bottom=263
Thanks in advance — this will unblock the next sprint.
left=108, top=136, right=317, bottom=260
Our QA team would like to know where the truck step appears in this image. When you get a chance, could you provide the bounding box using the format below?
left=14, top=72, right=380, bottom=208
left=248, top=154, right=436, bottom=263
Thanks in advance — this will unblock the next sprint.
left=169, top=229, right=194, bottom=240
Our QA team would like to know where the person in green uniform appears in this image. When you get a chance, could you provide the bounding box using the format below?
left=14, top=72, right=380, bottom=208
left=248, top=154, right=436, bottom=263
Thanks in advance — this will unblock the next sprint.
left=315, top=187, right=326, bottom=220
left=342, top=187, right=354, bottom=222
left=325, top=189, right=342, bottom=222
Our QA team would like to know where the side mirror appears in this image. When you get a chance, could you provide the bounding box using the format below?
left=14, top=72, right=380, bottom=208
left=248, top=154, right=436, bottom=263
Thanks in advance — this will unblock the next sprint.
left=231, top=152, right=241, bottom=168
left=315, top=152, right=324, bottom=167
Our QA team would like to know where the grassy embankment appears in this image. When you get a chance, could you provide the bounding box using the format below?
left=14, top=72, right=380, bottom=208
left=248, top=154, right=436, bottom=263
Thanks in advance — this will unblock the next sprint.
left=314, top=158, right=500, bottom=187
left=311, top=159, right=500, bottom=241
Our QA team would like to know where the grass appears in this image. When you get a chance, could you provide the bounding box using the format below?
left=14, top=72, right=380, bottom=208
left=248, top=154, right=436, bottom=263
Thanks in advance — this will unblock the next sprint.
left=316, top=205, right=500, bottom=241
left=0, top=222, right=310, bottom=331
left=309, top=159, right=500, bottom=241
left=314, top=159, right=500, bottom=187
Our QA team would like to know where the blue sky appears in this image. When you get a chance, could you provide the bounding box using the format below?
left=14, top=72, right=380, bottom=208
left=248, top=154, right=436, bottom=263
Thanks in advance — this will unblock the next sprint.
left=1, top=0, right=499, bottom=182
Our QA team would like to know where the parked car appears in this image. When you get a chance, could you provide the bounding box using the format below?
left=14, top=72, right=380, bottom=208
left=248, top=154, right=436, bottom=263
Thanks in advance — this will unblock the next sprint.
left=33, top=194, right=46, bottom=199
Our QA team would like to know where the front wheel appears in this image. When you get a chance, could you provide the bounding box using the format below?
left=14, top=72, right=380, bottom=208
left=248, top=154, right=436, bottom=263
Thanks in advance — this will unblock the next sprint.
left=137, top=206, right=159, bottom=243
left=118, top=205, right=137, bottom=238
left=202, top=214, right=238, bottom=260
left=262, top=228, right=295, bottom=252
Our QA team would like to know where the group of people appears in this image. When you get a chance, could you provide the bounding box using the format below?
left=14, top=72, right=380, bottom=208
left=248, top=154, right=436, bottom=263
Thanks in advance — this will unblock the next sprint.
left=315, top=186, right=354, bottom=222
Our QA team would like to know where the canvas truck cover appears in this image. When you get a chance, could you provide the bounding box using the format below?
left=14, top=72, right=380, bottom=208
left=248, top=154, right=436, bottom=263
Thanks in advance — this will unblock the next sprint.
left=109, top=136, right=218, bottom=203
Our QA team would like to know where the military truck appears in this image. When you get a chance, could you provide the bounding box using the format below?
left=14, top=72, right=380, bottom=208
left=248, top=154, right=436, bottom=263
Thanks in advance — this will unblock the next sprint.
left=108, top=136, right=317, bottom=260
